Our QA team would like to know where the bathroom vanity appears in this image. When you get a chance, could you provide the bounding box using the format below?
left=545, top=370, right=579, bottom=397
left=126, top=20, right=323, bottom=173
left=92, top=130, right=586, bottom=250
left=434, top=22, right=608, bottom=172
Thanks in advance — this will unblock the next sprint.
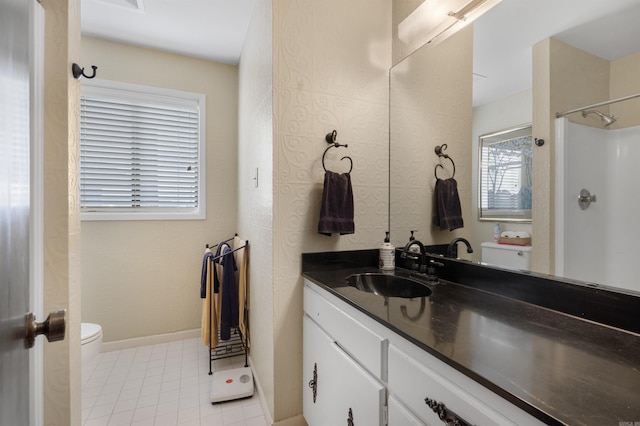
left=301, top=250, right=640, bottom=426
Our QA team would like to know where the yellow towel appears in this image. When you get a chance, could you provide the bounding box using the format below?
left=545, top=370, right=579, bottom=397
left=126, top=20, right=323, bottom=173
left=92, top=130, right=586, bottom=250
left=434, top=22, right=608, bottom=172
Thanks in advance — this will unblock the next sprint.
left=233, top=237, right=249, bottom=349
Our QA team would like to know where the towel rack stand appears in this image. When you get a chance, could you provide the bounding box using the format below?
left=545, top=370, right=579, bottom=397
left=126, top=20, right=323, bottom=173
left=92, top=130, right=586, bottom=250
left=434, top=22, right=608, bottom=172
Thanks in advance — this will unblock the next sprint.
left=204, top=237, right=250, bottom=375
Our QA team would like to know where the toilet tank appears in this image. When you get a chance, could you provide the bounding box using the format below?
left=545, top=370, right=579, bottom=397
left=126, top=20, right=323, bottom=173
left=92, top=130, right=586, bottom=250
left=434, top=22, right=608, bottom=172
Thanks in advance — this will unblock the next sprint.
left=481, top=242, right=532, bottom=271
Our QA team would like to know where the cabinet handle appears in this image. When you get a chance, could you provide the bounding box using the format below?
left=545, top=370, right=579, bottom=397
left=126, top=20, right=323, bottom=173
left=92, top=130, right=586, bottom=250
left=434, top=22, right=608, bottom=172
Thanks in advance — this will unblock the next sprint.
left=424, top=397, right=471, bottom=426
left=308, top=363, right=318, bottom=403
left=347, top=407, right=354, bottom=426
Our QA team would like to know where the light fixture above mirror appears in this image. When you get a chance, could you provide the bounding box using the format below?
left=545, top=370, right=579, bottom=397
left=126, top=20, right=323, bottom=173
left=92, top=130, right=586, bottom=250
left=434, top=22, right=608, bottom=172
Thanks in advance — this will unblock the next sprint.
left=398, top=0, right=502, bottom=48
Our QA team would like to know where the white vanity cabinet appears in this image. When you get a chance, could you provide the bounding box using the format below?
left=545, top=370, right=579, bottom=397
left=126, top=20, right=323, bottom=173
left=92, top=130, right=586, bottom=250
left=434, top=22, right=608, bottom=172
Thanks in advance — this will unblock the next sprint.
left=303, top=280, right=547, bottom=426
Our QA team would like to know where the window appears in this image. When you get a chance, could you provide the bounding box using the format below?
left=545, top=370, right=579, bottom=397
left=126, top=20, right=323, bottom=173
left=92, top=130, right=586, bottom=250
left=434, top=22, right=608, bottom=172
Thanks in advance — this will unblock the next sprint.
left=80, top=80, right=206, bottom=220
left=478, top=125, right=532, bottom=222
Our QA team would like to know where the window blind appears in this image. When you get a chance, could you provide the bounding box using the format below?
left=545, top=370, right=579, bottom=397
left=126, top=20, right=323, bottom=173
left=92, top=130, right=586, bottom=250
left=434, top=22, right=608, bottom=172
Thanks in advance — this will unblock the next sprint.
left=480, top=135, right=532, bottom=210
left=80, top=92, right=200, bottom=212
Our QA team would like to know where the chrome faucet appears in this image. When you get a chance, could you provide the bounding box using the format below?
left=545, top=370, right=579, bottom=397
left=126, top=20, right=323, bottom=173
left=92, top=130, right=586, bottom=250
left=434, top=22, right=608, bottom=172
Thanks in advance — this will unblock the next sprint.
left=401, top=239, right=427, bottom=272
left=447, top=238, right=473, bottom=258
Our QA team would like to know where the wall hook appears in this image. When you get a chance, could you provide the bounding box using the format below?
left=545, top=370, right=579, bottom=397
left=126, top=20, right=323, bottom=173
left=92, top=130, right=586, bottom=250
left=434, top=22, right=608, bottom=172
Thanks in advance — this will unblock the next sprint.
left=72, top=63, right=98, bottom=79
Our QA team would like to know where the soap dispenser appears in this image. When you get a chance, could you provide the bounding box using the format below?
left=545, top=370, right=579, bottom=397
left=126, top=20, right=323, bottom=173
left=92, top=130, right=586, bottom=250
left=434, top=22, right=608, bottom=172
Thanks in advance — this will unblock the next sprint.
left=493, top=223, right=501, bottom=243
left=379, top=232, right=395, bottom=270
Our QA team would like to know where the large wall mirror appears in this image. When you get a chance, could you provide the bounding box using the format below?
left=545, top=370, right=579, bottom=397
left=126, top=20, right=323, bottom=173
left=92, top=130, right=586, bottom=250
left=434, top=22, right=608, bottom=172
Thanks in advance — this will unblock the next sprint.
left=390, top=0, right=640, bottom=294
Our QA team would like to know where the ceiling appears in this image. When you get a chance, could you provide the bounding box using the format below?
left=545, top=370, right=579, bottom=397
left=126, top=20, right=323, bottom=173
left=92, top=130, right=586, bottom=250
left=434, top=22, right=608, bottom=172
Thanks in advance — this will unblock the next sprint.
left=81, top=0, right=640, bottom=105
left=473, top=0, right=640, bottom=106
left=81, top=0, right=256, bottom=64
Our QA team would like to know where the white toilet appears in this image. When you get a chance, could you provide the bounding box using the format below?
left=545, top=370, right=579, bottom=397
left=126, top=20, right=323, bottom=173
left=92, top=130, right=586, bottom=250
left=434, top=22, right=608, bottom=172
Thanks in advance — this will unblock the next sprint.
left=481, top=242, right=532, bottom=271
left=81, top=322, right=103, bottom=371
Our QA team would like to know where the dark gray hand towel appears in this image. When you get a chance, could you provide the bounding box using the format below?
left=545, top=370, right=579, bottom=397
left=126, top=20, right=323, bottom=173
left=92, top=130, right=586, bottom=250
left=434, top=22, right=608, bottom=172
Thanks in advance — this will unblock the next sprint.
left=217, top=244, right=238, bottom=341
left=433, top=178, right=464, bottom=231
left=318, top=171, right=355, bottom=236
left=200, top=250, right=213, bottom=298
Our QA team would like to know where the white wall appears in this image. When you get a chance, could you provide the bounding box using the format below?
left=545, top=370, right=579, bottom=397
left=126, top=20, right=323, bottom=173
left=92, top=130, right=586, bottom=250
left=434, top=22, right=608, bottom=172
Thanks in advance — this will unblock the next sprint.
left=80, top=37, right=239, bottom=342
left=471, top=89, right=533, bottom=261
left=42, top=0, right=82, bottom=423
left=237, top=0, right=275, bottom=420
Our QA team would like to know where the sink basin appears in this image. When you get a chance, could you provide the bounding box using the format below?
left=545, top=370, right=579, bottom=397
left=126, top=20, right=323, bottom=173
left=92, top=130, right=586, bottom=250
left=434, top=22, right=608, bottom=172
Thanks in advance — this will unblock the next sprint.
left=345, top=273, right=432, bottom=298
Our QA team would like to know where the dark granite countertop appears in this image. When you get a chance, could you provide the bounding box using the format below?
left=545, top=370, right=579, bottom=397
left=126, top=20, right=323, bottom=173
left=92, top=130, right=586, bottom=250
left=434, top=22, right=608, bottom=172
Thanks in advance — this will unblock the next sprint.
left=302, top=252, right=640, bottom=426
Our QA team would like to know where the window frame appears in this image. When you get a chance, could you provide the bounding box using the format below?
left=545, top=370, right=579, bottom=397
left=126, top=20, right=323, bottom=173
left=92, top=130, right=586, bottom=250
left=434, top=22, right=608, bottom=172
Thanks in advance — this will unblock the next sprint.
left=79, top=79, right=206, bottom=221
left=477, top=124, right=532, bottom=222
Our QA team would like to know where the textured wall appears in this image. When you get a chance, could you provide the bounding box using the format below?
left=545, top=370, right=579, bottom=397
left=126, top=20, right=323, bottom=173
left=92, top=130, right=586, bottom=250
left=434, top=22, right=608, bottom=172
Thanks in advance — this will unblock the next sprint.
left=237, top=0, right=392, bottom=422
left=271, top=0, right=391, bottom=421
left=80, top=38, right=239, bottom=342
left=42, top=0, right=82, bottom=424
left=237, top=0, right=275, bottom=420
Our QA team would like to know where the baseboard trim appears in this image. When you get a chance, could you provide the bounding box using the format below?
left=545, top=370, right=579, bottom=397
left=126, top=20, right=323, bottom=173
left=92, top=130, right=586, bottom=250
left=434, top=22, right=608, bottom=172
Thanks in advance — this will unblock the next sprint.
left=250, top=358, right=275, bottom=425
left=273, top=414, right=306, bottom=426
left=101, top=328, right=200, bottom=352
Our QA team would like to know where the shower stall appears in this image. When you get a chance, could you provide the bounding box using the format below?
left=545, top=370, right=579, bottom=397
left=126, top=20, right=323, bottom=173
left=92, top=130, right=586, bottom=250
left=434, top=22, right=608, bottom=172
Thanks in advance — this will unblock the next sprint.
left=555, top=117, right=640, bottom=293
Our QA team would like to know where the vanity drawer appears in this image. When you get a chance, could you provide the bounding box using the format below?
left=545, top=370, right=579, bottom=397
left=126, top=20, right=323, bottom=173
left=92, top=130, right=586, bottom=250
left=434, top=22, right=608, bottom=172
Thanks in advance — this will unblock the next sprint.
left=304, top=284, right=387, bottom=380
left=388, top=344, right=521, bottom=426
left=388, top=395, right=425, bottom=425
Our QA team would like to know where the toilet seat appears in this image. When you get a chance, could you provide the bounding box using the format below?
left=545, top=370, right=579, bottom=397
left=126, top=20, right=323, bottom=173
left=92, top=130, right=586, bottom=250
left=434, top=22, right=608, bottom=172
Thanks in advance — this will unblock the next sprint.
left=81, top=323, right=102, bottom=345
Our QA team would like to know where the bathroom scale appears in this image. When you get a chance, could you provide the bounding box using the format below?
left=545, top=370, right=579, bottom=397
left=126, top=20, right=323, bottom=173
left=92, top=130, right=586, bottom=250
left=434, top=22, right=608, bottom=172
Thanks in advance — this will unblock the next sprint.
left=210, top=366, right=254, bottom=403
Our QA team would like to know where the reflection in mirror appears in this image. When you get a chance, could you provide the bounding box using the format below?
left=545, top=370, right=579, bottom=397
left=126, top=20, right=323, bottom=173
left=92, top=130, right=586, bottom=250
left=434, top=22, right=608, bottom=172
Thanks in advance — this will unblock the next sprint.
left=390, top=0, right=640, bottom=293
left=478, top=124, right=532, bottom=222
left=389, top=26, right=473, bottom=250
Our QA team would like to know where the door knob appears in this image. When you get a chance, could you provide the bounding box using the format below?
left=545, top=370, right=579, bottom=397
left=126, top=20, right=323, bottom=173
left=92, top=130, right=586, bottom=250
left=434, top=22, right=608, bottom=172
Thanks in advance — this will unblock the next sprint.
left=25, top=309, right=66, bottom=349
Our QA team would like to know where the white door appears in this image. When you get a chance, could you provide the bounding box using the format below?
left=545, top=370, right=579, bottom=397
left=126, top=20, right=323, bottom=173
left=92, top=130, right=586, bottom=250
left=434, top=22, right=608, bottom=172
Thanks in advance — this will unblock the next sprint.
left=1, top=1, right=61, bottom=425
left=1, top=0, right=33, bottom=424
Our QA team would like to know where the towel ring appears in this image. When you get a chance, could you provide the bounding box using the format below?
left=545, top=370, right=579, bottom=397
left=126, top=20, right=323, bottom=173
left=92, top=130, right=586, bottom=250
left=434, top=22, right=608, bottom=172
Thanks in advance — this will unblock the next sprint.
left=322, top=130, right=353, bottom=173
left=434, top=144, right=455, bottom=179
left=322, top=143, right=353, bottom=173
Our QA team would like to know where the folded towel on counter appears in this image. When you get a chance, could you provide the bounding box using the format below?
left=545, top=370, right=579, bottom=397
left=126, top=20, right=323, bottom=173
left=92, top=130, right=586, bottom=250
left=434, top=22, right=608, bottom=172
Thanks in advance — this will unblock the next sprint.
left=501, top=231, right=530, bottom=239
left=433, top=178, right=464, bottom=231
left=318, top=171, right=355, bottom=236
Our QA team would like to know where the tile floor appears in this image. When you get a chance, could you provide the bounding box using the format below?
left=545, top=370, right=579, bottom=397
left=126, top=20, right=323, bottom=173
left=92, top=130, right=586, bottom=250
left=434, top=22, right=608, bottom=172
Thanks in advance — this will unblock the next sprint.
left=81, top=338, right=268, bottom=426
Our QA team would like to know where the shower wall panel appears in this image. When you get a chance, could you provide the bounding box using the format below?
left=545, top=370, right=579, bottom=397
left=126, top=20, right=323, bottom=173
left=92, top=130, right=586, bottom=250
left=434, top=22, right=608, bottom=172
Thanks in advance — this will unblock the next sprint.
left=556, top=118, right=640, bottom=293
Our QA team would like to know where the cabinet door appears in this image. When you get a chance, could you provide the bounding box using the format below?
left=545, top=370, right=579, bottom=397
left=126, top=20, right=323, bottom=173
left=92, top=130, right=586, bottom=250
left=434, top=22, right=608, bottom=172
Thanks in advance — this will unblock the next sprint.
left=303, top=315, right=386, bottom=426
left=303, top=315, right=335, bottom=426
